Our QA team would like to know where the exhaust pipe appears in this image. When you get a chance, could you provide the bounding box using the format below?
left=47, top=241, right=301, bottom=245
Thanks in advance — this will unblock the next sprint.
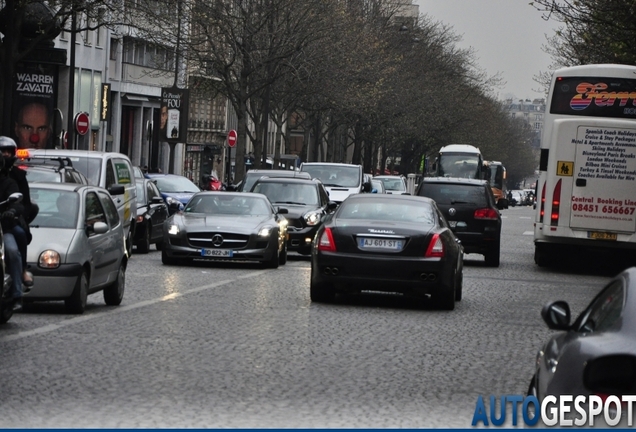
left=324, top=267, right=340, bottom=276
left=420, top=273, right=437, bottom=281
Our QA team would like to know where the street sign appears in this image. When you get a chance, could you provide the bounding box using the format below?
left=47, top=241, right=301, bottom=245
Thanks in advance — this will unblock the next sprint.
left=75, top=112, right=90, bottom=135
left=227, top=129, right=237, bottom=148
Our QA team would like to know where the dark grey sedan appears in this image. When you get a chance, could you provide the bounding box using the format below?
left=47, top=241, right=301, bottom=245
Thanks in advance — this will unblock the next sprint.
left=161, top=192, right=288, bottom=268
left=528, top=266, right=636, bottom=426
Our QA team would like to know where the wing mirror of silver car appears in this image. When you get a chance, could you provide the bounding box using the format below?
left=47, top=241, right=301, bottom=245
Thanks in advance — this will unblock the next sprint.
left=91, top=222, right=109, bottom=235
left=277, top=207, right=289, bottom=214
left=541, top=301, right=571, bottom=330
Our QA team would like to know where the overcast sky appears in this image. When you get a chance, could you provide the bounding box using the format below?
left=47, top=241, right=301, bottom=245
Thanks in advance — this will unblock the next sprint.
left=414, top=0, right=560, bottom=101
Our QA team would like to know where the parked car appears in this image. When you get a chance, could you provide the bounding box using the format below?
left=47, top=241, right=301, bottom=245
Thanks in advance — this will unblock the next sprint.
left=161, top=192, right=289, bottom=268
left=235, top=169, right=311, bottom=193
left=24, top=183, right=127, bottom=314
left=17, top=153, right=88, bottom=184
left=310, top=194, right=464, bottom=309
left=416, top=177, right=501, bottom=266
left=373, top=175, right=408, bottom=194
left=28, top=149, right=138, bottom=256
left=145, top=173, right=201, bottom=215
left=250, top=177, right=337, bottom=255
left=134, top=178, right=169, bottom=253
left=528, top=267, right=636, bottom=427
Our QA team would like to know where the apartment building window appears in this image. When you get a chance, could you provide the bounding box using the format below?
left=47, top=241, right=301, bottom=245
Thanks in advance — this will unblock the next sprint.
left=534, top=114, right=542, bottom=121
left=83, top=13, right=92, bottom=46
left=122, top=36, right=173, bottom=70
left=534, top=123, right=542, bottom=130
left=110, top=38, right=120, bottom=60
left=123, top=38, right=134, bottom=63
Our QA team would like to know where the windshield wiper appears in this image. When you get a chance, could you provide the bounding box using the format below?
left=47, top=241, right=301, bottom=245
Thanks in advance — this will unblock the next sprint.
left=450, top=200, right=473, bottom=205
left=274, top=201, right=305, bottom=205
left=322, top=183, right=342, bottom=187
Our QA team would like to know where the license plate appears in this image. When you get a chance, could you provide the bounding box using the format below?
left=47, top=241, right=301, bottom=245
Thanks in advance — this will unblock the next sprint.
left=358, top=237, right=403, bottom=250
left=200, top=249, right=234, bottom=257
left=588, top=231, right=617, bottom=241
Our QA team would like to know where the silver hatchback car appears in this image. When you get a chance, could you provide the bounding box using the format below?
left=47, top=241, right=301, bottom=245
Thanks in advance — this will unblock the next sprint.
left=24, top=183, right=127, bottom=314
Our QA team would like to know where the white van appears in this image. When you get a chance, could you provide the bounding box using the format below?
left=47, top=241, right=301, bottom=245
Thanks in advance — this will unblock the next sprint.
left=28, top=149, right=137, bottom=255
left=300, top=162, right=371, bottom=203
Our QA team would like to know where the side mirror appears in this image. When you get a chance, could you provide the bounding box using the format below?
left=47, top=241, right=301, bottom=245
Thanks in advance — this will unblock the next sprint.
left=362, top=182, right=372, bottom=193
left=371, top=188, right=378, bottom=194
left=401, top=192, right=411, bottom=195
left=327, top=202, right=338, bottom=211
left=8, top=192, right=23, bottom=203
left=151, top=196, right=164, bottom=204
left=108, top=185, right=125, bottom=195
left=277, top=207, right=289, bottom=214
left=91, top=221, right=109, bottom=235
left=541, top=301, right=571, bottom=330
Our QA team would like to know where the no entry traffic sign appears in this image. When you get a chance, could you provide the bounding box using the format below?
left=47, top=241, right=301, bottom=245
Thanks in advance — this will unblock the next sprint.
left=227, top=129, right=237, bottom=147
left=75, top=112, right=90, bottom=136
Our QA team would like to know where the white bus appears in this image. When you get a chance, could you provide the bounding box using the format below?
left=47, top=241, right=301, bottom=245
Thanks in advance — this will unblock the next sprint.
left=433, top=144, right=484, bottom=179
left=534, top=64, right=636, bottom=266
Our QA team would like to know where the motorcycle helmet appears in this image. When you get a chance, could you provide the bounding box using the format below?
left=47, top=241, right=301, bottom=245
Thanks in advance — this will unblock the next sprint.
left=0, top=136, right=17, bottom=169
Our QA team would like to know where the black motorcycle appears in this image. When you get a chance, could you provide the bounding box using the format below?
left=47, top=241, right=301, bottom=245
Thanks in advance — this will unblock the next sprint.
left=0, top=192, right=23, bottom=324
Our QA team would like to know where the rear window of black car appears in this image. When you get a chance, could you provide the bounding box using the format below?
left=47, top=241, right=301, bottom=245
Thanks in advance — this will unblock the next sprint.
left=337, top=199, right=436, bottom=225
left=418, top=183, right=488, bottom=207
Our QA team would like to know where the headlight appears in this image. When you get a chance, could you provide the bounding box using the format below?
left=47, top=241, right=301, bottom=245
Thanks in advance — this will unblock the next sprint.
left=168, top=224, right=180, bottom=235
left=39, top=250, right=60, bottom=269
left=304, top=210, right=322, bottom=226
left=258, top=226, right=273, bottom=237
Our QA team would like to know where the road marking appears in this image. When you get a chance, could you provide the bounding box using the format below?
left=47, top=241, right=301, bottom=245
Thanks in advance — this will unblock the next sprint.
left=0, top=270, right=269, bottom=343
left=520, top=216, right=532, bottom=219
left=523, top=231, right=534, bottom=235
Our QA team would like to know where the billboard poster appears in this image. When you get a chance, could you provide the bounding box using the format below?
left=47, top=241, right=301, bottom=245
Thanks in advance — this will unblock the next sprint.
left=12, top=63, right=58, bottom=149
left=160, top=87, right=190, bottom=143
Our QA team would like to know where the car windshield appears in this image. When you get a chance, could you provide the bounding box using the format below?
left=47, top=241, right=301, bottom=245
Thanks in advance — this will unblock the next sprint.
left=377, top=177, right=406, bottom=192
left=252, top=182, right=319, bottom=205
left=337, top=199, right=435, bottom=224
left=30, top=189, right=79, bottom=229
left=23, top=167, right=60, bottom=183
left=185, top=195, right=271, bottom=216
left=418, top=183, right=488, bottom=207
left=61, top=157, right=102, bottom=186
left=153, top=176, right=200, bottom=193
left=301, top=165, right=360, bottom=188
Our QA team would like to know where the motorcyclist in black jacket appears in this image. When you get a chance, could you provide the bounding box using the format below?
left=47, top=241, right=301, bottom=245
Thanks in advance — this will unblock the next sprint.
left=0, top=155, right=26, bottom=311
left=0, top=137, right=34, bottom=289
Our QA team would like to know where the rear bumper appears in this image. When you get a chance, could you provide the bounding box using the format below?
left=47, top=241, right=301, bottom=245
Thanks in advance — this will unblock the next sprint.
left=311, top=251, right=455, bottom=297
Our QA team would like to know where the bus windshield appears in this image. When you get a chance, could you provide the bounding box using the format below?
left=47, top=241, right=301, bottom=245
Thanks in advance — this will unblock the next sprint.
left=438, top=154, right=482, bottom=179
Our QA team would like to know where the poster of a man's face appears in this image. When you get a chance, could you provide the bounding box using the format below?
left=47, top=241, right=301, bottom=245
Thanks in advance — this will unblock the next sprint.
left=160, top=105, right=168, bottom=132
left=14, top=101, right=52, bottom=149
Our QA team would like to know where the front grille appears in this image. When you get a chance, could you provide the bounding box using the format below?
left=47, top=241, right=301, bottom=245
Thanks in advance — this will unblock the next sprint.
left=187, top=232, right=249, bottom=249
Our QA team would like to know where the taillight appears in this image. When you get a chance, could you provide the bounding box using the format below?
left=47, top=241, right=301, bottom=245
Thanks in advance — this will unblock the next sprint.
left=474, top=208, right=499, bottom=220
left=318, top=227, right=337, bottom=252
left=551, top=179, right=562, bottom=227
left=425, top=233, right=444, bottom=258
left=539, top=182, right=546, bottom=223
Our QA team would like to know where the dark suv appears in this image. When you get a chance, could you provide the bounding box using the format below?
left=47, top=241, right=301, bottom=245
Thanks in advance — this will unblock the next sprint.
left=251, top=177, right=337, bottom=255
left=18, top=155, right=89, bottom=184
left=416, top=177, right=501, bottom=266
